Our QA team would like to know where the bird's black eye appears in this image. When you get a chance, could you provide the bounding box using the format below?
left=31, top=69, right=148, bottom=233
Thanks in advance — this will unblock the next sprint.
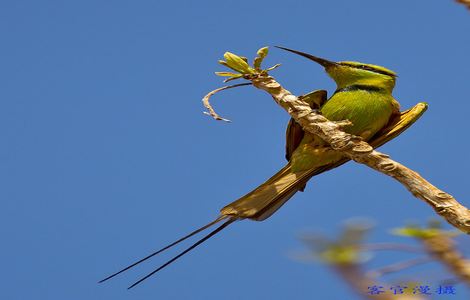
left=359, top=65, right=374, bottom=71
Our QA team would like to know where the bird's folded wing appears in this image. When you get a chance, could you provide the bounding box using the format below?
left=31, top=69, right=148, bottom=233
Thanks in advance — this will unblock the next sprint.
left=369, top=102, right=428, bottom=148
left=285, top=90, right=327, bottom=161
left=297, top=102, right=428, bottom=183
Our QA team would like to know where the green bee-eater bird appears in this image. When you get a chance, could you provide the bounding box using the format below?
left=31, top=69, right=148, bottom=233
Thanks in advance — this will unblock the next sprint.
left=100, top=47, right=427, bottom=289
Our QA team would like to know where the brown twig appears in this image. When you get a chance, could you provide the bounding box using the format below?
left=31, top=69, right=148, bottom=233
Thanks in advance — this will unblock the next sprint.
left=202, top=83, right=252, bottom=122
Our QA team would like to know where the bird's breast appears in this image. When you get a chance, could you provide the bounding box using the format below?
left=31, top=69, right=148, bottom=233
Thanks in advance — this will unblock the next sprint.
left=320, top=90, right=395, bottom=140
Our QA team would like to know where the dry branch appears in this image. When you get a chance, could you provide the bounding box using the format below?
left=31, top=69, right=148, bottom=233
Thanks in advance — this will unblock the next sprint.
left=202, top=83, right=252, bottom=122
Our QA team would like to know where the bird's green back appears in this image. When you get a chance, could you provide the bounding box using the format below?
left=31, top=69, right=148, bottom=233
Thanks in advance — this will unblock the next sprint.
left=290, top=61, right=400, bottom=172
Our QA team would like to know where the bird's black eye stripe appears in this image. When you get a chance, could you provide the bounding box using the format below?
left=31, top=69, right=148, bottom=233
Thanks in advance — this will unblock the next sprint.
left=359, top=65, right=374, bottom=71
left=339, top=63, right=396, bottom=77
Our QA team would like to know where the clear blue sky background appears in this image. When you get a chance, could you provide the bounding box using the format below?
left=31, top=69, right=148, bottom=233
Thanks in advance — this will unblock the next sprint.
left=2, top=1, right=470, bottom=299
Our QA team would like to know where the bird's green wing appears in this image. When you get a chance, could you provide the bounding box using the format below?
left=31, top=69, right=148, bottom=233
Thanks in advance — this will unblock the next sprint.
left=285, top=90, right=327, bottom=161
left=369, top=102, right=428, bottom=147
left=299, top=102, right=428, bottom=182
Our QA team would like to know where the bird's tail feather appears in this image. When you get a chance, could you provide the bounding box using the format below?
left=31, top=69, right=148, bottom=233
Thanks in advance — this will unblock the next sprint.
left=126, top=217, right=236, bottom=289
left=220, top=163, right=313, bottom=221
left=98, top=215, right=232, bottom=287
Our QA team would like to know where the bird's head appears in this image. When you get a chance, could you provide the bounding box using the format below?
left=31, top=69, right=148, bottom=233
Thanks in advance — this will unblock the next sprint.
left=276, top=46, right=397, bottom=92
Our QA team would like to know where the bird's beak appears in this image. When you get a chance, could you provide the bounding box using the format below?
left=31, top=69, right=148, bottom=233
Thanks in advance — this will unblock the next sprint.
left=275, top=46, right=337, bottom=68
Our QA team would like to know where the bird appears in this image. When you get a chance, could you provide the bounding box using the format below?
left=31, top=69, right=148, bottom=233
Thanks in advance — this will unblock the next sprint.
left=99, top=47, right=427, bottom=289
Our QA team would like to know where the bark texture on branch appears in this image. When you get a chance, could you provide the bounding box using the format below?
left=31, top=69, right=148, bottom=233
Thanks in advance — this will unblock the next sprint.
left=247, top=74, right=470, bottom=234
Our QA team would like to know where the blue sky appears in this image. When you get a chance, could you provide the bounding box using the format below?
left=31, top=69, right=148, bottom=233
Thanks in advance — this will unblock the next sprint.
left=1, top=1, right=470, bottom=299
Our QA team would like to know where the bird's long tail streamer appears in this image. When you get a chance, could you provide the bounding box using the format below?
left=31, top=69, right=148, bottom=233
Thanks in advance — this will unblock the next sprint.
left=127, top=218, right=236, bottom=289
left=99, top=215, right=230, bottom=284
